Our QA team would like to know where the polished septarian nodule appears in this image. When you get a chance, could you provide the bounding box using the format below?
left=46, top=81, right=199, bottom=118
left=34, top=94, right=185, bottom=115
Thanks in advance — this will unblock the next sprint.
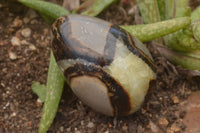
left=51, top=14, right=156, bottom=116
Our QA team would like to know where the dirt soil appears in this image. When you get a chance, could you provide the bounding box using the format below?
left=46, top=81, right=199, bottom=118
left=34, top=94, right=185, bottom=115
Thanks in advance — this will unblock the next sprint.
left=0, top=0, right=200, bottom=133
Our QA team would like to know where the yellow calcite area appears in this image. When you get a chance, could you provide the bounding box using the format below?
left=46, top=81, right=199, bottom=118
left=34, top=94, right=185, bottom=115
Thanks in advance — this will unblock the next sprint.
left=103, top=41, right=156, bottom=114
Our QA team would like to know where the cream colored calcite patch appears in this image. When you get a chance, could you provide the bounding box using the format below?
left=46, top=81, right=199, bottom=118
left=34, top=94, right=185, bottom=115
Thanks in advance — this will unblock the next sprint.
left=103, top=40, right=156, bottom=114
left=71, top=76, right=113, bottom=116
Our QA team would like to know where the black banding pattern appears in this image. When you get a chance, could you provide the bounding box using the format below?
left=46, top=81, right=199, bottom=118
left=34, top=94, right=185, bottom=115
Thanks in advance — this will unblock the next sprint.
left=53, top=16, right=118, bottom=67
left=64, top=63, right=131, bottom=116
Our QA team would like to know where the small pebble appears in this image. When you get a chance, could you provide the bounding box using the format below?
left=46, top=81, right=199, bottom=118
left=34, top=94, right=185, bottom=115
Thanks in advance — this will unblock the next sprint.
left=87, top=122, right=94, bottom=128
left=11, top=112, right=16, bottom=117
left=66, top=127, right=71, bottom=132
left=23, top=17, right=30, bottom=24
left=81, top=120, right=84, bottom=126
left=21, top=28, right=31, bottom=38
left=6, top=90, right=9, bottom=94
left=11, top=36, right=21, bottom=46
left=141, top=109, right=146, bottom=114
left=4, top=101, right=9, bottom=108
left=36, top=98, right=42, bottom=107
left=4, top=113, right=8, bottom=119
left=30, top=19, right=38, bottom=24
left=43, top=28, right=49, bottom=36
left=128, top=6, right=136, bottom=15
left=25, top=9, right=38, bottom=19
left=159, top=118, right=169, bottom=126
left=108, top=123, right=113, bottom=128
left=113, top=117, right=117, bottom=128
left=170, top=124, right=181, bottom=132
left=7, top=28, right=15, bottom=34
left=12, top=17, right=23, bottom=28
left=137, top=125, right=143, bottom=133
left=29, top=44, right=36, bottom=50
left=148, top=121, right=159, bottom=133
left=171, top=96, right=179, bottom=104
left=21, top=40, right=29, bottom=45
left=122, top=124, right=128, bottom=131
left=1, top=82, right=5, bottom=88
left=26, top=121, right=32, bottom=127
left=9, top=52, right=17, bottom=60
left=59, top=126, right=64, bottom=132
left=62, top=0, right=80, bottom=11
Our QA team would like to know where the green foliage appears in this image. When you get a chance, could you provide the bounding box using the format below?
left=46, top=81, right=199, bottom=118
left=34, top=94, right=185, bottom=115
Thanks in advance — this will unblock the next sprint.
left=165, top=0, right=174, bottom=19
left=191, top=6, right=200, bottom=20
left=163, top=0, right=200, bottom=52
left=38, top=51, right=65, bottom=133
left=164, top=0, right=190, bottom=19
left=173, top=0, right=190, bottom=18
left=137, top=0, right=200, bottom=70
left=18, top=0, right=70, bottom=20
left=136, top=0, right=160, bottom=23
left=165, top=23, right=200, bottom=52
left=192, top=21, right=200, bottom=43
left=73, top=0, right=119, bottom=16
left=157, top=45, right=200, bottom=70
left=121, top=17, right=190, bottom=42
left=157, top=0, right=165, bottom=20
left=32, top=82, right=47, bottom=102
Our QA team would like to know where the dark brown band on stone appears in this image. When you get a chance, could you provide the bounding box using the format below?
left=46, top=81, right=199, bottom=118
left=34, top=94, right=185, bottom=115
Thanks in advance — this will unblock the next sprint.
left=64, top=63, right=131, bottom=116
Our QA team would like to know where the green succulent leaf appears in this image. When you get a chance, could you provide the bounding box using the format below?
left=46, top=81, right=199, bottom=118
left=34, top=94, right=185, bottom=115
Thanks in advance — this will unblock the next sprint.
left=32, top=82, right=47, bottom=102
left=174, top=0, right=190, bottom=18
left=137, top=0, right=161, bottom=23
left=157, top=0, right=165, bottom=20
left=121, top=17, right=191, bottom=42
left=38, top=51, right=65, bottom=133
left=192, top=20, right=200, bottom=43
left=165, top=0, right=190, bottom=19
left=73, top=0, right=119, bottom=17
left=191, top=6, right=200, bottom=20
left=165, top=27, right=200, bottom=52
left=157, top=45, right=200, bottom=71
left=18, top=0, right=70, bottom=20
left=163, top=0, right=200, bottom=53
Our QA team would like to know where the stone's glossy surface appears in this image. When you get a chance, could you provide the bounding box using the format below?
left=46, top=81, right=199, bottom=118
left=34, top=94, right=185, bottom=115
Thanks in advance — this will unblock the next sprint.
left=51, top=15, right=156, bottom=116
left=71, top=75, right=113, bottom=116
left=52, top=15, right=155, bottom=70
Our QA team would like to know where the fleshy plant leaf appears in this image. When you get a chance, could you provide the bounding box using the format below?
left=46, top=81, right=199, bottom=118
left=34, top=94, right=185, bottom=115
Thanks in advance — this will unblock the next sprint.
left=73, top=0, right=119, bottom=16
